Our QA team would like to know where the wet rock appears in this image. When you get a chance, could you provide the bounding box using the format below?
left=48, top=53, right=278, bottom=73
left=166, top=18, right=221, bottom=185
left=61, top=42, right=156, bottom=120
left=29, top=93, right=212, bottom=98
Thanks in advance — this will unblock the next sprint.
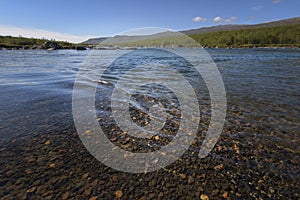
left=49, top=163, right=55, bottom=168
left=5, top=170, right=14, bottom=176
left=223, top=191, right=229, bottom=198
left=211, top=189, right=219, bottom=196
left=214, top=164, right=223, bottom=170
left=26, top=186, right=37, bottom=193
left=62, top=191, right=71, bottom=200
left=36, top=185, right=47, bottom=195
left=82, top=173, right=89, bottom=179
left=42, top=41, right=62, bottom=50
left=149, top=179, right=156, bottom=187
left=188, top=176, right=194, bottom=184
left=139, top=196, right=147, bottom=200
left=44, top=140, right=51, bottom=145
left=91, top=179, right=98, bottom=187
left=149, top=193, right=155, bottom=199
left=179, top=173, right=186, bottom=179
left=84, top=189, right=91, bottom=196
left=115, top=190, right=123, bottom=198
left=75, top=46, right=87, bottom=50
left=200, top=194, right=209, bottom=200
left=16, top=190, right=27, bottom=200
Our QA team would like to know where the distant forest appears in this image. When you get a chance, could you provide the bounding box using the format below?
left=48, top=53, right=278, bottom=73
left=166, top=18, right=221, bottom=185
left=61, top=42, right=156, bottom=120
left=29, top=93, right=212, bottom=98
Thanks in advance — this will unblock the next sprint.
left=0, top=36, right=74, bottom=49
left=116, top=24, right=300, bottom=48
left=190, top=24, right=300, bottom=48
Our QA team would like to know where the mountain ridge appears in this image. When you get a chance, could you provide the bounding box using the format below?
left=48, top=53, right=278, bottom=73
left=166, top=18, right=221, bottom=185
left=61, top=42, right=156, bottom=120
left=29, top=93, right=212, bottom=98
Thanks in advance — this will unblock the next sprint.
left=83, top=17, right=300, bottom=45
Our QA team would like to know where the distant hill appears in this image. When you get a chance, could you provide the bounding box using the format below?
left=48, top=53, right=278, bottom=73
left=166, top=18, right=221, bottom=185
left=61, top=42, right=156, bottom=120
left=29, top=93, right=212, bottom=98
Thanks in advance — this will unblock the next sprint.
left=182, top=16, right=300, bottom=35
left=83, top=37, right=109, bottom=45
left=83, top=17, right=300, bottom=46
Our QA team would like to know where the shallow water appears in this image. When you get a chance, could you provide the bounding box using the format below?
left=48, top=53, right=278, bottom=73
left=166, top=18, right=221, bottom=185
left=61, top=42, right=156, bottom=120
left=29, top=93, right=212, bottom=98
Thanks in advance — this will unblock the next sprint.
left=0, top=48, right=299, bottom=199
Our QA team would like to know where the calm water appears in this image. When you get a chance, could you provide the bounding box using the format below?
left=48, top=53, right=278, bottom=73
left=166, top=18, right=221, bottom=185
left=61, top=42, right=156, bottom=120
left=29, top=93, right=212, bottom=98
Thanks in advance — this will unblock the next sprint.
left=1, top=48, right=300, bottom=199
left=0, top=48, right=299, bottom=146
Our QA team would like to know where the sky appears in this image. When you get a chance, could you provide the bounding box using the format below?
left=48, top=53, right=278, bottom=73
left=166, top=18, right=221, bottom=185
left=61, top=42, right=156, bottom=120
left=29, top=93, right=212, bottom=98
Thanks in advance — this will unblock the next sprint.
left=0, top=0, right=299, bottom=43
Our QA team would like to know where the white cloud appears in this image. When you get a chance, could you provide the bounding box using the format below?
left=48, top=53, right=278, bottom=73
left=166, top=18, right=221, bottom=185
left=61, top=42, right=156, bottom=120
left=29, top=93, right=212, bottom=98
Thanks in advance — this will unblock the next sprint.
left=0, top=25, right=93, bottom=43
left=213, top=17, right=224, bottom=23
left=251, top=5, right=263, bottom=11
left=272, top=0, right=281, bottom=3
left=192, top=16, right=207, bottom=22
left=214, top=16, right=238, bottom=23
left=224, top=16, right=238, bottom=23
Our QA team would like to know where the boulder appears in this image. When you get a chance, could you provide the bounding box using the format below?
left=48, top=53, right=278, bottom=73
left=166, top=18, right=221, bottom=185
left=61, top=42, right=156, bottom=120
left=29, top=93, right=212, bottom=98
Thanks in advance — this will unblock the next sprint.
left=42, top=41, right=62, bottom=50
left=75, top=46, right=87, bottom=50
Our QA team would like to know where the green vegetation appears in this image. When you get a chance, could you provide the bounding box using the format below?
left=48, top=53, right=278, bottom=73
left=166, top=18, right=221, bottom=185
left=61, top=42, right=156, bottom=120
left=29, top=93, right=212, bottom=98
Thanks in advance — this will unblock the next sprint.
left=95, top=24, right=300, bottom=48
left=190, top=24, right=300, bottom=48
left=100, top=35, right=200, bottom=47
left=0, top=36, right=75, bottom=49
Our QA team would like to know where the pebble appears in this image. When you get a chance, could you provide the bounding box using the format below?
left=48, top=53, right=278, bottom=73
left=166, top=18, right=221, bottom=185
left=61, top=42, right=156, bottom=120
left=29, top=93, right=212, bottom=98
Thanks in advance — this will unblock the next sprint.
left=139, top=196, right=147, bottom=200
left=26, top=186, right=37, bottom=193
left=82, top=173, right=89, bottom=179
left=188, top=176, right=194, bottom=184
left=44, top=140, right=51, bottom=145
left=179, top=173, right=186, bottom=179
left=111, top=175, right=118, bottom=182
left=91, top=179, right=98, bottom=187
left=214, top=164, right=224, bottom=170
left=149, top=193, right=155, bottom=199
left=16, top=191, right=27, bottom=200
left=200, top=194, right=209, bottom=200
left=62, top=191, right=70, bottom=200
left=90, top=197, right=98, bottom=200
left=5, top=170, right=14, bottom=176
left=49, top=163, right=55, bottom=168
left=233, top=144, right=240, bottom=154
left=154, top=135, right=160, bottom=141
left=223, top=191, right=228, bottom=199
left=84, top=189, right=91, bottom=196
left=115, top=190, right=123, bottom=198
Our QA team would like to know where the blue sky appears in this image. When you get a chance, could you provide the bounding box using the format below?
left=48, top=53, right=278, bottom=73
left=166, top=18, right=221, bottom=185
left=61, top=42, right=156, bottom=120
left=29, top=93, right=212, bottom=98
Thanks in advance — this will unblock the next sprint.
left=0, top=0, right=299, bottom=42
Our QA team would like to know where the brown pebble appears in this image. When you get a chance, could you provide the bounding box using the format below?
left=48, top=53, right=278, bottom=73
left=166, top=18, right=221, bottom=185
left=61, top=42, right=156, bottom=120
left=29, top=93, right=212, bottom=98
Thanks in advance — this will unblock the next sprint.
left=90, top=197, right=98, bottom=200
left=154, top=135, right=160, bottom=141
left=223, top=191, right=228, bottom=199
left=115, top=190, right=123, bottom=198
left=200, top=194, right=209, bottom=200
left=16, top=191, right=27, bottom=200
left=111, top=175, right=118, bottom=182
left=139, top=196, right=147, bottom=200
left=149, top=193, right=155, bottom=199
left=44, top=140, right=51, bottom=145
left=27, top=186, right=37, bottom=193
left=84, top=189, right=91, bottom=196
left=110, top=137, right=117, bottom=142
left=62, top=191, right=70, bottom=200
left=5, top=170, right=14, bottom=176
left=49, top=163, right=55, bottom=168
left=179, top=173, right=186, bottom=179
left=214, top=164, right=224, bottom=170
left=233, top=144, right=240, bottom=154
left=82, top=173, right=89, bottom=179
left=91, top=179, right=98, bottom=187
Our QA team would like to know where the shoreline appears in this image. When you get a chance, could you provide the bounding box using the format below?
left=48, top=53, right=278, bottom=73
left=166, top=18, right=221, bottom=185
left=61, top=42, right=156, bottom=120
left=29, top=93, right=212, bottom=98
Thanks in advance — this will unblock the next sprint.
left=1, top=46, right=300, bottom=50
